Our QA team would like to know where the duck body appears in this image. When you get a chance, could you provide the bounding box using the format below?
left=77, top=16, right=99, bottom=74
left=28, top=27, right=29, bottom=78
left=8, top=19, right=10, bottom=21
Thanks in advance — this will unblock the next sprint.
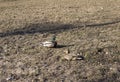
left=62, top=54, right=83, bottom=61
left=41, top=35, right=57, bottom=48
left=41, top=41, right=57, bottom=48
left=61, top=49, right=84, bottom=61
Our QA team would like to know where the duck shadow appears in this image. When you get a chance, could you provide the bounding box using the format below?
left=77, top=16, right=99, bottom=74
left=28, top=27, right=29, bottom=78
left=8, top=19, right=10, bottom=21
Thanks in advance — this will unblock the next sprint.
left=55, top=44, right=74, bottom=48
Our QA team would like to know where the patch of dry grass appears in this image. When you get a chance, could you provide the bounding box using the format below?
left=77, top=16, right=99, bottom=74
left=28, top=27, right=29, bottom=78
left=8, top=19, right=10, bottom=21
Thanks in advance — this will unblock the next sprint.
left=0, top=0, right=120, bottom=82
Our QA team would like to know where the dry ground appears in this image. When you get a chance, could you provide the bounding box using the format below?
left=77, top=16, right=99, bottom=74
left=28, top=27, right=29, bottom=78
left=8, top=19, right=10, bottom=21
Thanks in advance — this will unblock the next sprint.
left=0, top=0, right=120, bottom=82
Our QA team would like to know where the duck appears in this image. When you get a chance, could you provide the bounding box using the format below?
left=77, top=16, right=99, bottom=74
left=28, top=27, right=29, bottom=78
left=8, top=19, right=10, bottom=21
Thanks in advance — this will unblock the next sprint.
left=61, top=49, right=84, bottom=61
left=40, top=35, right=57, bottom=48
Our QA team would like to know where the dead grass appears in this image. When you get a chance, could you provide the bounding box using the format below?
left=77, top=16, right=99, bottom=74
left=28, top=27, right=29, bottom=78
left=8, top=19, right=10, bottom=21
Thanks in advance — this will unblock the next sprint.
left=0, top=0, right=120, bottom=82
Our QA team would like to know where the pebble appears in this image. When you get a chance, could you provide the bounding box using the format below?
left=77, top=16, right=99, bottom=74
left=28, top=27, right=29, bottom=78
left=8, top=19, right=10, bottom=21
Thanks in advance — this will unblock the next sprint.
left=110, top=67, right=119, bottom=73
left=6, top=74, right=19, bottom=81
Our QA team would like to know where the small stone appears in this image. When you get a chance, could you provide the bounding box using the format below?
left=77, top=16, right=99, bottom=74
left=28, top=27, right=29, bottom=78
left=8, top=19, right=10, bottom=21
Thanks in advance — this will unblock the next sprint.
left=105, top=52, right=109, bottom=55
left=110, top=67, right=119, bottom=73
left=15, top=68, right=22, bottom=74
left=3, top=45, right=8, bottom=53
left=28, top=68, right=36, bottom=75
left=6, top=74, right=19, bottom=81
left=32, top=78, right=40, bottom=82
left=0, top=56, right=3, bottom=59
left=0, top=46, right=4, bottom=53
left=16, top=62, right=24, bottom=67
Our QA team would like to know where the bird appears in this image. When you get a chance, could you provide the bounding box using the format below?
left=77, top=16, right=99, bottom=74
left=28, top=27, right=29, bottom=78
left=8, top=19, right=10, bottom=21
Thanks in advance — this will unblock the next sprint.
left=61, top=49, right=84, bottom=61
left=40, top=35, right=57, bottom=48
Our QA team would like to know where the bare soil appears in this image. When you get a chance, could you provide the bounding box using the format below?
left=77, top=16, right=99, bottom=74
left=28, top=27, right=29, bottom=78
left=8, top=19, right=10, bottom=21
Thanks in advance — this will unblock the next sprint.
left=0, top=0, right=120, bottom=82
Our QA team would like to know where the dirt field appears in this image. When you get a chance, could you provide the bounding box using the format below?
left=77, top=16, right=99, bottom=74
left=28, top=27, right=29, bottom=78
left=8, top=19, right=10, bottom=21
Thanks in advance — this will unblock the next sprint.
left=0, top=0, right=120, bottom=82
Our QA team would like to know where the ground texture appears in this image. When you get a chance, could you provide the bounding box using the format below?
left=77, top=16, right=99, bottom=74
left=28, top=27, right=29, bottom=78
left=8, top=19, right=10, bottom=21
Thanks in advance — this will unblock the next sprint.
left=0, top=0, right=120, bottom=82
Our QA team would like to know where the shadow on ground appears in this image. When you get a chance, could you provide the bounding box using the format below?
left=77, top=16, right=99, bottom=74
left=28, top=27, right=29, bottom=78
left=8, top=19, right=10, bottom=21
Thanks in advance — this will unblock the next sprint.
left=55, top=44, right=74, bottom=48
left=0, top=19, right=120, bottom=37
